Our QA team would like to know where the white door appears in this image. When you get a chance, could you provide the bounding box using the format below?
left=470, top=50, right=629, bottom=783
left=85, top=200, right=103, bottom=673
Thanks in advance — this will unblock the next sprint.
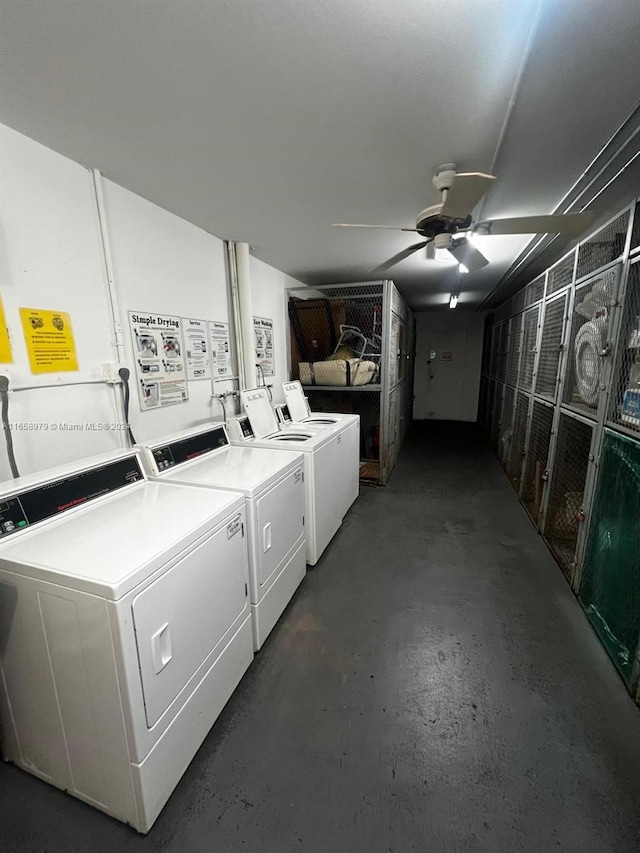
left=420, top=330, right=468, bottom=421
left=132, top=515, right=247, bottom=728
left=256, top=466, right=304, bottom=586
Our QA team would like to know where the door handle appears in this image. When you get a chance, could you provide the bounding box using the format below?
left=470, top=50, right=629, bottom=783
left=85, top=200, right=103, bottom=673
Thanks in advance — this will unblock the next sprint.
left=263, top=522, right=272, bottom=552
left=150, top=623, right=173, bottom=674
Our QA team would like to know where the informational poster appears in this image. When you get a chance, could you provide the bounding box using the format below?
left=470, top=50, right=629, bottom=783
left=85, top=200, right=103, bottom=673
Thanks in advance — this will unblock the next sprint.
left=0, top=296, right=12, bottom=363
left=254, top=316, right=274, bottom=377
left=129, top=312, right=189, bottom=410
left=183, top=317, right=211, bottom=381
left=208, top=320, right=233, bottom=379
left=19, top=307, right=78, bottom=373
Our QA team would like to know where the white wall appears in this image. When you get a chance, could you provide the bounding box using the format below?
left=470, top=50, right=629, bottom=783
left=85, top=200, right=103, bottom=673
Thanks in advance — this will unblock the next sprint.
left=248, top=256, right=300, bottom=404
left=413, top=310, right=484, bottom=422
left=0, top=124, right=305, bottom=481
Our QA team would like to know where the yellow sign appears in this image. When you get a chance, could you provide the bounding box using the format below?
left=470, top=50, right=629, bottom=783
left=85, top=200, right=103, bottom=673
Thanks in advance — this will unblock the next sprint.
left=20, top=307, right=79, bottom=374
left=0, top=296, right=12, bottom=363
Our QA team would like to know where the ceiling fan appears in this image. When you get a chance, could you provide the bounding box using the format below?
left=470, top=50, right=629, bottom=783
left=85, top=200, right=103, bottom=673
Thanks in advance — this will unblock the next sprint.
left=333, top=163, right=592, bottom=275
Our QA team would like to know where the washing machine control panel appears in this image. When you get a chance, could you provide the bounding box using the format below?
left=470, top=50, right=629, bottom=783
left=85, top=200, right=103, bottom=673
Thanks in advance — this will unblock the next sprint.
left=151, top=426, right=229, bottom=472
left=238, top=416, right=254, bottom=439
left=0, top=456, right=144, bottom=539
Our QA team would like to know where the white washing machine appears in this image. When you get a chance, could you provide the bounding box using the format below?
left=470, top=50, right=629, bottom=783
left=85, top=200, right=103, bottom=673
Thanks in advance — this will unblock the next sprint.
left=0, top=450, right=253, bottom=833
left=280, top=380, right=360, bottom=511
left=136, top=423, right=306, bottom=651
left=227, top=387, right=346, bottom=565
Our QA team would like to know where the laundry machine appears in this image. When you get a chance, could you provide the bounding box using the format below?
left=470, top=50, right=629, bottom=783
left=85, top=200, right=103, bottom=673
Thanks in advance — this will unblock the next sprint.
left=280, top=380, right=360, bottom=510
left=136, top=423, right=306, bottom=651
left=0, top=450, right=253, bottom=833
left=227, top=387, right=348, bottom=565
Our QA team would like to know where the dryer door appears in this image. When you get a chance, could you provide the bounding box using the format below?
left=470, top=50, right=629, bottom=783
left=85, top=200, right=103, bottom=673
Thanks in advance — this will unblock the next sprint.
left=132, top=514, right=247, bottom=728
left=256, top=465, right=305, bottom=586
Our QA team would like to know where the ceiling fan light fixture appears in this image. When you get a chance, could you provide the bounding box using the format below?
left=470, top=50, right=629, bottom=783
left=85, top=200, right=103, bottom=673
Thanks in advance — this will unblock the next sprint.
left=458, top=263, right=469, bottom=274
left=449, top=294, right=459, bottom=309
left=435, top=247, right=453, bottom=262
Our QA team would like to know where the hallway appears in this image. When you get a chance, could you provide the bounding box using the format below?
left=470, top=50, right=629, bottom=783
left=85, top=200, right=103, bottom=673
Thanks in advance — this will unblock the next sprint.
left=1, top=422, right=640, bottom=852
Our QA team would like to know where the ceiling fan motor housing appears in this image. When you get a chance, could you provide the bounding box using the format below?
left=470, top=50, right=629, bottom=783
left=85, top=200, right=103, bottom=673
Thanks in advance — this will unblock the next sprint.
left=415, top=203, right=472, bottom=237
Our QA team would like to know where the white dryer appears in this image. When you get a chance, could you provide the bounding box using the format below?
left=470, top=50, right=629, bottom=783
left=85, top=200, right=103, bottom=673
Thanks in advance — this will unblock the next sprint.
left=227, top=388, right=346, bottom=565
left=0, top=450, right=253, bottom=833
left=136, top=423, right=306, bottom=651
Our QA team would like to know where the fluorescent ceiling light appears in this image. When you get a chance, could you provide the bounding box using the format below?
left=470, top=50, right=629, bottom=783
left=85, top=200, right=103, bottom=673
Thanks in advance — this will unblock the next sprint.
left=458, top=263, right=469, bottom=274
left=449, top=294, right=459, bottom=309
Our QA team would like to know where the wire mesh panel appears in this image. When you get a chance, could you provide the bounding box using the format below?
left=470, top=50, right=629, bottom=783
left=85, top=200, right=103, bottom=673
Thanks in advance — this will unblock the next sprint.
left=512, top=289, right=526, bottom=315
left=506, top=392, right=529, bottom=489
left=547, top=251, right=575, bottom=296
left=576, top=211, right=629, bottom=281
left=543, top=413, right=593, bottom=580
left=506, top=313, right=522, bottom=387
left=562, top=266, right=619, bottom=417
left=518, top=306, right=540, bottom=391
left=525, top=275, right=546, bottom=306
left=481, top=320, right=493, bottom=376
left=521, top=401, right=554, bottom=524
left=488, top=323, right=499, bottom=378
left=478, top=375, right=489, bottom=430
left=579, top=430, right=640, bottom=693
left=609, top=261, right=640, bottom=435
left=484, top=378, right=496, bottom=435
left=535, top=293, right=567, bottom=399
left=497, top=321, right=510, bottom=382
left=498, top=384, right=516, bottom=467
left=491, top=382, right=505, bottom=450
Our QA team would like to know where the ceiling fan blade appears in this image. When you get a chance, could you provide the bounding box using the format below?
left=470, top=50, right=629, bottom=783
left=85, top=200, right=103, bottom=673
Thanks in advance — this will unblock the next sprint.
left=448, top=237, right=489, bottom=271
left=474, top=213, right=592, bottom=236
left=369, top=241, right=428, bottom=275
left=441, top=173, right=496, bottom=219
left=332, top=223, right=418, bottom=231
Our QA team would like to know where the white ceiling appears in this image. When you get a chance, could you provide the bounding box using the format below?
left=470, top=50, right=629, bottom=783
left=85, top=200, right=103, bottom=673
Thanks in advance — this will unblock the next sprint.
left=1, top=0, right=639, bottom=310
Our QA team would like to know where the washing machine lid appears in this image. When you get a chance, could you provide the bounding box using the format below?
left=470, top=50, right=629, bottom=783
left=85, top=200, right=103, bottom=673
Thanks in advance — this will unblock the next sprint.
left=241, top=387, right=282, bottom=438
left=0, top=478, right=245, bottom=600
left=282, top=380, right=311, bottom=422
left=156, top=445, right=304, bottom=497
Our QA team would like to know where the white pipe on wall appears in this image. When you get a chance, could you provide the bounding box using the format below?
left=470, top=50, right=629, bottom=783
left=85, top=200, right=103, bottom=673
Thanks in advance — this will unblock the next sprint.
left=234, top=241, right=257, bottom=390
left=90, top=168, right=128, bottom=444
left=226, top=241, right=246, bottom=390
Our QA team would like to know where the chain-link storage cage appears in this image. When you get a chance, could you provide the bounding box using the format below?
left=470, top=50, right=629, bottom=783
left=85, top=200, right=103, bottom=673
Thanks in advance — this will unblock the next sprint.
left=491, top=382, right=505, bottom=451
left=535, top=292, right=568, bottom=399
left=520, top=400, right=554, bottom=525
left=576, top=211, right=630, bottom=282
left=609, top=260, right=640, bottom=435
left=489, top=323, right=500, bottom=379
left=478, top=375, right=489, bottom=431
left=506, top=313, right=522, bottom=387
left=511, top=288, right=526, bottom=315
left=525, top=274, right=546, bottom=306
left=518, top=306, right=540, bottom=391
left=481, top=318, right=493, bottom=376
left=484, top=378, right=496, bottom=435
left=497, top=320, right=510, bottom=383
left=542, top=412, right=593, bottom=580
left=506, top=392, right=530, bottom=489
left=546, top=250, right=576, bottom=296
left=562, top=266, right=620, bottom=417
left=499, top=384, right=516, bottom=467
left=579, top=430, right=640, bottom=694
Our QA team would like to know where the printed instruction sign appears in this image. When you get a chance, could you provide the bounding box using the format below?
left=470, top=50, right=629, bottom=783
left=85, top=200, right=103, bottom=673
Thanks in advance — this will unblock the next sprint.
left=208, top=320, right=233, bottom=379
left=183, top=317, right=211, bottom=381
left=129, top=312, right=189, bottom=410
left=0, top=296, right=12, bottom=363
left=20, top=307, right=78, bottom=373
left=253, top=316, right=274, bottom=377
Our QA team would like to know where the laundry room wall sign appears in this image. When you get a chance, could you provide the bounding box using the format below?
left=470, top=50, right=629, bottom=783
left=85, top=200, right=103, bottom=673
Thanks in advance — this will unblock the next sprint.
left=183, top=317, right=212, bottom=381
left=209, top=320, right=233, bottom=379
left=0, top=295, right=12, bottom=363
left=254, top=316, right=274, bottom=377
left=19, top=307, right=78, bottom=373
left=129, top=311, right=189, bottom=410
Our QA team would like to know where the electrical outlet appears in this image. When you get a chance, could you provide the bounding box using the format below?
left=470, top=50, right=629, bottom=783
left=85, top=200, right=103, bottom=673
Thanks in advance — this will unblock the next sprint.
left=102, top=363, right=128, bottom=383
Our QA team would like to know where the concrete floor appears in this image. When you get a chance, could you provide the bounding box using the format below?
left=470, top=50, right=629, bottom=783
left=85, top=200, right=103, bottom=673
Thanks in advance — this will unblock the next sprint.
left=2, top=422, right=640, bottom=852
